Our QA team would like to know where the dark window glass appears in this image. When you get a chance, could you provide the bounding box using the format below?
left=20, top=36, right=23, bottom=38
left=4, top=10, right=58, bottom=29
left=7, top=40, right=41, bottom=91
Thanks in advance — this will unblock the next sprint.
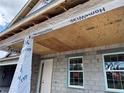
left=69, top=57, right=83, bottom=87
left=106, top=72, right=124, bottom=89
left=111, top=56, right=118, bottom=62
left=105, top=53, right=124, bottom=90
left=70, top=72, right=83, bottom=86
left=104, top=55, right=110, bottom=62
left=70, top=58, right=83, bottom=70
left=105, top=54, right=124, bottom=62
left=118, top=54, right=124, bottom=61
left=0, top=65, right=16, bottom=87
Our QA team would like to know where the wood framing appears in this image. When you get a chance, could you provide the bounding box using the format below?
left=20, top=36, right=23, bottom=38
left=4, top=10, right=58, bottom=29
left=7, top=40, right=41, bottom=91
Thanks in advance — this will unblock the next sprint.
left=0, top=0, right=124, bottom=55
left=0, top=0, right=89, bottom=39
left=9, top=0, right=40, bottom=26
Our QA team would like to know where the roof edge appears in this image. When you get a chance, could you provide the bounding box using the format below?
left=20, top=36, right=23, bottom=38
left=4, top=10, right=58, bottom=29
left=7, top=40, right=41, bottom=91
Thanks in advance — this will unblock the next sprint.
left=8, top=0, right=39, bottom=27
left=0, top=0, right=66, bottom=37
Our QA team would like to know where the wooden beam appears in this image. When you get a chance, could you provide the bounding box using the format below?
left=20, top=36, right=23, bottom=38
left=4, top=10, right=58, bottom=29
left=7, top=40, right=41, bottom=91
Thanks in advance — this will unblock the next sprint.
left=33, top=42, right=56, bottom=55
left=20, top=28, right=25, bottom=31
left=0, top=0, right=66, bottom=37
left=9, top=0, right=40, bottom=26
left=59, top=6, right=67, bottom=11
left=0, top=0, right=124, bottom=50
left=42, top=15, right=50, bottom=19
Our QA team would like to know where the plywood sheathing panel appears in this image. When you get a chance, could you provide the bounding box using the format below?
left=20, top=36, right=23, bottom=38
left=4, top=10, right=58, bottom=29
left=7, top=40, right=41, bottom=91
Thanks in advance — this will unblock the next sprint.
left=0, top=2, right=124, bottom=55
left=34, top=6, right=124, bottom=54
left=10, top=42, right=56, bottom=55
left=0, top=0, right=112, bottom=48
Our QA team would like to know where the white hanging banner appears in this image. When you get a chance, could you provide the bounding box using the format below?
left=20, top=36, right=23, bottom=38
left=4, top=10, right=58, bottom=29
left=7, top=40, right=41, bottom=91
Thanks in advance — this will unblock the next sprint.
left=8, top=36, right=33, bottom=93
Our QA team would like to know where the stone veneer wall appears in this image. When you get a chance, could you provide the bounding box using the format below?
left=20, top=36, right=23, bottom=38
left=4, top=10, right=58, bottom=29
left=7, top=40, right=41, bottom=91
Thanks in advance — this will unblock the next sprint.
left=51, top=51, right=109, bottom=93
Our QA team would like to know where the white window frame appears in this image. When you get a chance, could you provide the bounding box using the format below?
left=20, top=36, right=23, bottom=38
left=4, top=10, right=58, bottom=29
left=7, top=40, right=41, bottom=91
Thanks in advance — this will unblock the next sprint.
left=103, top=52, right=124, bottom=93
left=0, top=57, right=18, bottom=66
left=68, top=56, right=84, bottom=89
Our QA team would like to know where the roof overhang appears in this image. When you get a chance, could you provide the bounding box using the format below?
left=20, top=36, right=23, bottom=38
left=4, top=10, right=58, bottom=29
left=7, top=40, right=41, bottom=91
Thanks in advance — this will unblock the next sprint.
left=0, top=0, right=89, bottom=40
left=0, top=0, right=124, bottom=55
left=9, top=0, right=40, bottom=27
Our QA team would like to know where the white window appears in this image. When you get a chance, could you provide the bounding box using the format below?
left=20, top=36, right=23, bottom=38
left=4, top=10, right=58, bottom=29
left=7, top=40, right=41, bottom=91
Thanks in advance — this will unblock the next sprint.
left=103, top=53, right=124, bottom=92
left=68, top=56, right=83, bottom=88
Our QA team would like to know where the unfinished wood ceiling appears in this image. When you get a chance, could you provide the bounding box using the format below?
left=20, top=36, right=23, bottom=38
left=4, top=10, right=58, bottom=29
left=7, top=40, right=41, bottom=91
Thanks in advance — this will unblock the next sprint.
left=10, top=6, right=124, bottom=55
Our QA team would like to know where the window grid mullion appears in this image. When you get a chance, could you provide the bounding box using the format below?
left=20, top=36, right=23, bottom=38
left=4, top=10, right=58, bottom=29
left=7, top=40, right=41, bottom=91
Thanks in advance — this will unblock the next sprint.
left=70, top=70, right=83, bottom=72
left=68, top=56, right=83, bottom=88
left=104, top=53, right=124, bottom=91
left=106, top=70, right=124, bottom=72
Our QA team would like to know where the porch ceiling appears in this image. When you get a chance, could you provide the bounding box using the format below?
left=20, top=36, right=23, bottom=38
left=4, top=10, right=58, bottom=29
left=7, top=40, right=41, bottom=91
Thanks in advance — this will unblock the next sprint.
left=10, top=6, right=124, bottom=55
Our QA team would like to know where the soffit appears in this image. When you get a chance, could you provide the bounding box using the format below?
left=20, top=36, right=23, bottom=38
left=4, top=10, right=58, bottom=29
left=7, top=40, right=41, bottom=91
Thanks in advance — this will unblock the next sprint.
left=9, top=6, right=124, bottom=55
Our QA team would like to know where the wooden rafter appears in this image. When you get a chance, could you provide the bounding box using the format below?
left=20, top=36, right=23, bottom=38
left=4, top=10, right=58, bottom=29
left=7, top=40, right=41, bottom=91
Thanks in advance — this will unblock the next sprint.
left=0, top=5, right=123, bottom=55
left=0, top=0, right=89, bottom=40
left=0, top=0, right=124, bottom=55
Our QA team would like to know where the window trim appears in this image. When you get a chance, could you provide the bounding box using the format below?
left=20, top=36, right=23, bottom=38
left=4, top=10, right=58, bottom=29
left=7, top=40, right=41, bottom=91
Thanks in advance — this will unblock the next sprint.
left=103, top=52, right=124, bottom=93
left=68, top=56, right=84, bottom=89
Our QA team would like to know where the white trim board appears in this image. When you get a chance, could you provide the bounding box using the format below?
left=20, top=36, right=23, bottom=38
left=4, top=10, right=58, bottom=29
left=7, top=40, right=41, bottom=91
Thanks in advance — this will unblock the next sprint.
left=0, top=56, right=19, bottom=62
left=0, top=0, right=124, bottom=49
left=68, top=56, right=84, bottom=89
left=0, top=59, right=18, bottom=66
